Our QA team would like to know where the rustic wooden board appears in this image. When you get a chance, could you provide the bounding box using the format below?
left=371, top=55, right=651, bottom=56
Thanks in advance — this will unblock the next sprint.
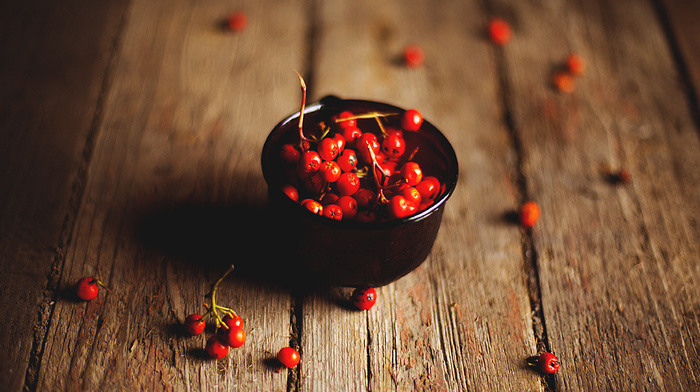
left=33, top=0, right=309, bottom=390
left=497, top=0, right=700, bottom=389
left=0, top=1, right=129, bottom=390
left=302, top=0, right=543, bottom=390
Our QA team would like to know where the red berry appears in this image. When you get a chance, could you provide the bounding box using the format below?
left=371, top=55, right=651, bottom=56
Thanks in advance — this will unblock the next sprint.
left=566, top=53, right=586, bottom=76
left=537, top=352, right=560, bottom=374
left=355, top=210, right=377, bottom=222
left=281, top=184, right=299, bottom=202
left=400, top=186, right=422, bottom=206
left=299, top=150, right=322, bottom=173
left=319, top=160, right=342, bottom=183
left=381, top=133, right=406, bottom=159
left=519, top=201, right=541, bottom=228
left=227, top=11, right=248, bottom=32
left=224, top=325, right=246, bottom=348
left=323, top=204, right=343, bottom=220
left=354, top=188, right=376, bottom=209
left=333, top=133, right=346, bottom=152
left=402, top=45, right=425, bottom=68
left=400, top=162, right=423, bottom=186
left=301, top=199, right=323, bottom=215
left=388, top=195, right=413, bottom=219
left=318, top=138, right=340, bottom=161
left=206, top=335, right=229, bottom=359
left=356, top=133, right=380, bottom=164
left=488, top=18, right=511, bottom=45
left=415, top=177, right=440, bottom=201
left=280, top=144, right=300, bottom=164
left=552, top=71, right=575, bottom=93
left=341, top=126, right=362, bottom=147
left=76, top=276, right=99, bottom=301
left=401, top=109, right=423, bottom=132
left=337, top=196, right=358, bottom=219
left=351, top=287, right=377, bottom=310
left=337, top=149, right=358, bottom=172
left=336, top=172, right=360, bottom=196
left=184, top=314, right=206, bottom=335
left=277, top=347, right=301, bottom=368
left=222, top=314, right=244, bottom=329
left=334, top=111, right=357, bottom=129
left=320, top=192, right=340, bottom=206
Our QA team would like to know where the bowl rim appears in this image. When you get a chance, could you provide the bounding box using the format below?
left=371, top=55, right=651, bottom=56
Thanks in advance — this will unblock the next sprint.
left=261, top=96, right=459, bottom=230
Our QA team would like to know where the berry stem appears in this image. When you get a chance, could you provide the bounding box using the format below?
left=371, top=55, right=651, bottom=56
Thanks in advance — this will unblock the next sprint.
left=295, top=71, right=312, bottom=150
left=209, top=264, right=236, bottom=329
left=333, top=112, right=399, bottom=122
left=364, top=141, right=389, bottom=204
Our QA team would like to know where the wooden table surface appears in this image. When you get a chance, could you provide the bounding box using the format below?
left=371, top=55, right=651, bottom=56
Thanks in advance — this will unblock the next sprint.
left=2, top=0, right=700, bottom=391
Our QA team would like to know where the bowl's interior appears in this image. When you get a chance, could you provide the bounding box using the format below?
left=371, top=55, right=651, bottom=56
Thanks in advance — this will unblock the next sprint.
left=262, top=96, right=459, bottom=227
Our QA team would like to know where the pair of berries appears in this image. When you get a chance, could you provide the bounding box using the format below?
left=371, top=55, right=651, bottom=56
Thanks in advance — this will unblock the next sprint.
left=552, top=53, right=586, bottom=93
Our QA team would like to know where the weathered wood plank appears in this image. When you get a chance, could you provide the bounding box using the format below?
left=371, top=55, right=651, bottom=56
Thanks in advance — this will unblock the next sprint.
left=0, top=1, right=129, bottom=390
left=497, top=0, right=700, bottom=389
left=34, top=0, right=309, bottom=390
left=303, top=0, right=542, bottom=390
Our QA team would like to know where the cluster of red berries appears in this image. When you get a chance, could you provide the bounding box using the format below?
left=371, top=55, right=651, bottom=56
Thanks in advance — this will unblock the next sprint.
left=183, top=265, right=247, bottom=359
left=278, top=76, right=443, bottom=222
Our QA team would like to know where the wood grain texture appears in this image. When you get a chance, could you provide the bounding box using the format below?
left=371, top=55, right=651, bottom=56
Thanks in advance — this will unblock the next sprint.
left=304, top=0, right=543, bottom=390
left=0, top=1, right=129, bottom=390
left=33, top=0, right=308, bottom=390
left=495, top=0, right=700, bottom=389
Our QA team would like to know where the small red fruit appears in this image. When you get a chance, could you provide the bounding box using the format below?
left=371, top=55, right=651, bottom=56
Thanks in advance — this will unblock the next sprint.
left=184, top=314, right=206, bottom=336
left=566, top=53, right=586, bottom=76
left=334, top=111, right=357, bottom=129
left=319, top=160, right=342, bottom=183
left=488, top=18, right=511, bottom=45
left=401, top=109, right=423, bottom=132
left=537, top=352, right=560, bottom=374
left=301, top=199, right=323, bottom=215
left=402, top=45, right=425, bottom=68
left=336, top=172, right=360, bottom=196
left=337, top=196, right=358, bottom=219
left=351, top=287, right=377, bottom=310
left=318, top=138, right=340, bottom=161
left=277, top=347, right=301, bottom=369
left=222, top=314, right=244, bottom=329
left=552, top=71, right=575, bottom=94
left=76, top=277, right=99, bottom=301
left=388, top=195, right=413, bottom=219
left=323, top=204, right=343, bottom=220
left=281, top=184, right=299, bottom=202
left=227, top=11, right=248, bottom=32
left=224, top=325, right=246, bottom=348
left=400, top=162, right=423, bottom=186
left=206, top=335, right=229, bottom=359
left=519, top=201, right=541, bottom=228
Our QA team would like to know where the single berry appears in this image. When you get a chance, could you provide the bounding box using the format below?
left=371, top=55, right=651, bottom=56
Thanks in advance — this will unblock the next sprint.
left=381, top=133, right=406, bottom=159
left=299, top=151, right=322, bottom=173
left=184, top=314, right=206, bottom=336
left=281, top=184, right=299, bottom=202
left=301, top=199, right=323, bottom=215
left=566, top=53, right=586, bottom=76
left=388, top=195, right=413, bottom=219
left=341, top=126, right=362, bottom=148
left=318, top=138, right=340, bottom=161
left=277, top=346, right=301, bottom=369
left=354, top=188, right=376, bottom=209
left=537, top=352, right=560, bottom=374
left=337, top=196, right=358, bottom=219
left=76, top=276, right=99, bottom=301
left=356, top=133, right=380, bottom=164
left=351, top=287, right=377, bottom=310
left=519, top=201, right=541, bottom=228
left=222, top=314, right=244, bottom=329
left=400, top=162, right=423, bottom=186
left=224, top=325, right=246, bottom=348
left=337, top=149, right=358, bottom=172
left=488, top=18, right=511, bottom=45
left=552, top=71, right=575, bottom=94
left=227, top=11, right=248, bottom=32
left=401, top=109, right=423, bottom=132
left=319, top=160, right=342, bottom=183
left=336, top=172, right=360, bottom=196
left=206, top=335, right=229, bottom=359
left=280, top=144, right=300, bottom=164
left=334, top=111, right=357, bottom=129
left=323, top=204, right=343, bottom=220
left=402, top=45, right=425, bottom=68
left=415, top=177, right=440, bottom=201
left=613, top=168, right=631, bottom=184
left=400, top=186, right=422, bottom=206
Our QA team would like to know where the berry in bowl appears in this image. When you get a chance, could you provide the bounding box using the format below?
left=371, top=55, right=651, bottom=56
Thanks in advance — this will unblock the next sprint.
left=261, top=95, right=458, bottom=287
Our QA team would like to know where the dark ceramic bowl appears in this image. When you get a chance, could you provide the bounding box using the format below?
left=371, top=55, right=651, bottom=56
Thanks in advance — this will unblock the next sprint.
left=261, top=96, right=458, bottom=287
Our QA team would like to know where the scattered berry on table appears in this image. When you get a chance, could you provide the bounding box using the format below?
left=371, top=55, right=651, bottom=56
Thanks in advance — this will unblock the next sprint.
left=277, top=347, right=301, bottom=369
left=537, top=352, right=560, bottom=374
left=488, top=18, right=511, bottom=45
left=227, top=11, right=248, bottom=32
left=184, top=314, right=206, bottom=335
left=75, top=276, right=100, bottom=301
left=566, top=53, right=586, bottom=76
left=351, top=287, right=377, bottom=310
left=402, top=45, right=425, bottom=68
left=401, top=109, right=423, bottom=132
left=552, top=71, right=575, bottom=94
left=519, top=201, right=541, bottom=228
